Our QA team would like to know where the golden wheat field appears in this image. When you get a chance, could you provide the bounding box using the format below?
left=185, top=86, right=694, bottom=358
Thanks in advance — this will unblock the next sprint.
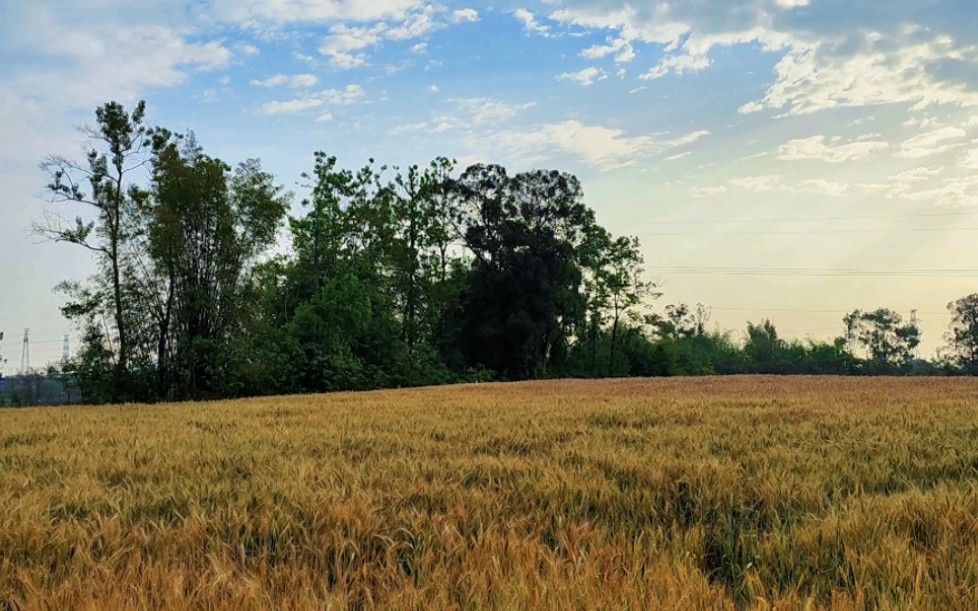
left=3, top=377, right=978, bottom=609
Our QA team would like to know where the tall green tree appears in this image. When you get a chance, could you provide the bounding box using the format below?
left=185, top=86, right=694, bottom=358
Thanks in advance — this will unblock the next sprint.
left=39, top=101, right=154, bottom=399
left=594, top=235, right=656, bottom=375
left=450, top=165, right=598, bottom=379
left=385, top=158, right=458, bottom=355
left=744, top=319, right=787, bottom=373
left=945, top=294, right=978, bottom=373
left=264, top=153, right=418, bottom=393
left=844, top=308, right=920, bottom=370
left=147, top=135, right=290, bottom=398
left=657, top=303, right=712, bottom=340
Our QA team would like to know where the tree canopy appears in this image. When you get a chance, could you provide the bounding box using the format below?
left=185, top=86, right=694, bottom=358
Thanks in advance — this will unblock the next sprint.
left=31, top=101, right=975, bottom=405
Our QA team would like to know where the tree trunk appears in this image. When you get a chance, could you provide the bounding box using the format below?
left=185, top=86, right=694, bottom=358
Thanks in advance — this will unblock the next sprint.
left=609, top=313, right=620, bottom=377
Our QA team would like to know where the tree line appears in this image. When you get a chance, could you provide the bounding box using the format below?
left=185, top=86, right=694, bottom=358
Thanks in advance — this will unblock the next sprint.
left=13, top=101, right=978, bottom=404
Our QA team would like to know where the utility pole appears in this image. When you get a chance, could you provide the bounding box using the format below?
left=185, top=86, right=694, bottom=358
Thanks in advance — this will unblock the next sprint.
left=20, top=328, right=30, bottom=375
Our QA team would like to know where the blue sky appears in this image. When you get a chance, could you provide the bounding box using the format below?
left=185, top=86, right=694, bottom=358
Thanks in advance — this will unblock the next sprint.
left=2, top=0, right=978, bottom=367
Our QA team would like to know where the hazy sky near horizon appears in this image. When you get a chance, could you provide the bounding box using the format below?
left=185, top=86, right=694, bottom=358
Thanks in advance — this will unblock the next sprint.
left=2, top=0, right=978, bottom=368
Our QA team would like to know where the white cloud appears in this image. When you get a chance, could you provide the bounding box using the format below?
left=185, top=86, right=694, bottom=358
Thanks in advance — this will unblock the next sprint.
left=642, top=54, right=712, bottom=80
left=386, top=6, right=441, bottom=41
left=888, top=166, right=946, bottom=189
left=961, top=147, right=978, bottom=170
left=391, top=121, right=431, bottom=135
left=452, top=9, right=479, bottom=23
left=730, top=175, right=782, bottom=192
left=513, top=9, right=552, bottom=37
left=236, top=43, right=261, bottom=56
left=261, top=98, right=324, bottom=115
left=728, top=175, right=889, bottom=198
left=390, top=97, right=536, bottom=136
left=384, top=60, right=413, bottom=75
left=895, top=126, right=968, bottom=158
left=319, top=23, right=385, bottom=69
left=742, top=35, right=978, bottom=116
left=478, top=121, right=712, bottom=171
left=777, top=135, right=890, bottom=162
left=492, top=121, right=656, bottom=170
left=253, top=75, right=289, bottom=87
left=901, top=175, right=978, bottom=207
left=581, top=36, right=635, bottom=63
left=881, top=166, right=947, bottom=199
left=448, top=98, right=537, bottom=124
left=543, top=1, right=978, bottom=118
left=902, top=116, right=940, bottom=129
left=690, top=185, right=728, bottom=198
left=320, top=84, right=366, bottom=105
left=291, top=74, right=319, bottom=88
left=705, top=164, right=969, bottom=205
left=260, top=84, right=365, bottom=116
left=664, top=151, right=692, bottom=161
left=671, top=130, right=712, bottom=147
left=212, top=0, right=425, bottom=28
left=251, top=73, right=319, bottom=88
left=313, top=4, right=472, bottom=69
left=7, top=24, right=232, bottom=112
left=715, top=165, right=967, bottom=201
left=557, top=67, right=607, bottom=87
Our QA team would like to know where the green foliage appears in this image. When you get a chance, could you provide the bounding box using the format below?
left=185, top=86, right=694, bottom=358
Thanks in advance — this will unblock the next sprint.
left=38, top=101, right=156, bottom=397
left=945, top=294, right=978, bottom=373
left=145, top=135, right=290, bottom=399
left=34, top=101, right=978, bottom=406
left=844, top=308, right=921, bottom=372
left=447, top=165, right=598, bottom=380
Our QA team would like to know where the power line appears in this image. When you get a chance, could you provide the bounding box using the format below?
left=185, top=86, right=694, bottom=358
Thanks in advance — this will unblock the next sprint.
left=710, top=306, right=949, bottom=316
left=649, top=266, right=978, bottom=278
left=778, top=327, right=844, bottom=335
left=633, top=227, right=978, bottom=237
left=607, top=210, right=978, bottom=227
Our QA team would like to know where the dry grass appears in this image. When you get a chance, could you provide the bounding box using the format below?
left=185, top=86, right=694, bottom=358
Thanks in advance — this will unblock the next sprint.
left=3, top=377, right=978, bottom=609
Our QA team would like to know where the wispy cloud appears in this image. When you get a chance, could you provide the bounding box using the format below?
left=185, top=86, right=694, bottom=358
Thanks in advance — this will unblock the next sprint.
left=452, top=9, right=479, bottom=23
left=251, top=74, right=319, bottom=88
left=476, top=122, right=711, bottom=171
left=895, top=127, right=968, bottom=159
left=513, top=9, right=553, bottom=37
left=260, top=85, right=365, bottom=115
left=777, top=135, right=890, bottom=162
left=557, top=67, right=607, bottom=87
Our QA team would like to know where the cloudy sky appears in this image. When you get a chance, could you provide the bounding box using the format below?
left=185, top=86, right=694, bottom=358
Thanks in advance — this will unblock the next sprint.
left=2, top=0, right=978, bottom=367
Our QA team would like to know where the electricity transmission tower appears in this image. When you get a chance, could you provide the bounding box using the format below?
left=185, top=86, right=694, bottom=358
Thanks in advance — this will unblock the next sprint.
left=62, top=335, right=70, bottom=362
left=20, top=329, right=30, bottom=375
